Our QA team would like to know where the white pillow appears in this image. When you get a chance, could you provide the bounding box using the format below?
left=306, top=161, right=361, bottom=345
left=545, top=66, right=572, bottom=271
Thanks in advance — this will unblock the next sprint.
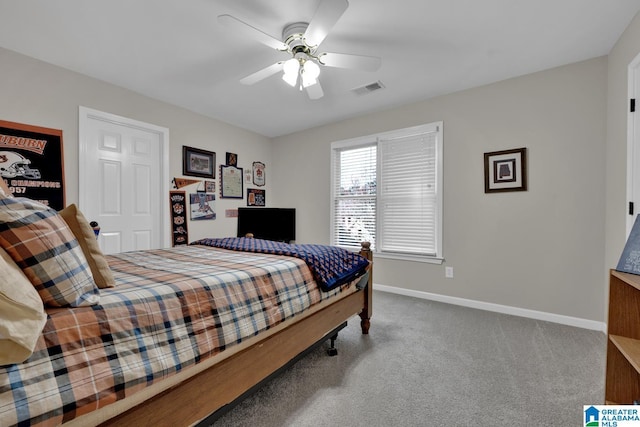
left=0, top=247, right=47, bottom=364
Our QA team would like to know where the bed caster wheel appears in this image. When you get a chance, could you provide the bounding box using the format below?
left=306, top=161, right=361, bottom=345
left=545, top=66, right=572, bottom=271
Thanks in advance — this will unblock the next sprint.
left=327, top=347, right=338, bottom=357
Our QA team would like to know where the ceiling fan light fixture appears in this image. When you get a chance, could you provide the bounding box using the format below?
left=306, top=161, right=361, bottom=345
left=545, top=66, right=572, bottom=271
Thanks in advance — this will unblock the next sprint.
left=283, top=73, right=298, bottom=87
left=301, top=60, right=320, bottom=88
left=223, top=0, right=381, bottom=101
left=302, top=76, right=317, bottom=88
left=282, top=58, right=300, bottom=87
left=303, top=60, right=320, bottom=79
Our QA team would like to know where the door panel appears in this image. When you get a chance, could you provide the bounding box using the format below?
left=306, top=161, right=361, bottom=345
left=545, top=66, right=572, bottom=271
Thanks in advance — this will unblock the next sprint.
left=133, top=164, right=151, bottom=214
left=101, top=160, right=121, bottom=215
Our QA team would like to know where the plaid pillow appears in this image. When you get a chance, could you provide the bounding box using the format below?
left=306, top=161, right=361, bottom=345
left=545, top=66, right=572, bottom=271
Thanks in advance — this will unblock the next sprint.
left=0, top=197, right=99, bottom=307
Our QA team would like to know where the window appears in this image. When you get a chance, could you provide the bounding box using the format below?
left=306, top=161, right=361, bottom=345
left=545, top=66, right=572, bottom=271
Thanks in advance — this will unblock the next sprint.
left=331, top=122, right=443, bottom=262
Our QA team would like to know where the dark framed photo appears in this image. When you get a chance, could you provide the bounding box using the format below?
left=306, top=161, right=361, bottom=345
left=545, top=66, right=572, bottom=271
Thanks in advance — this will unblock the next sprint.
left=484, top=148, right=527, bottom=193
left=247, top=188, right=265, bottom=206
left=220, top=164, right=243, bottom=199
left=226, top=152, right=237, bottom=167
left=183, top=146, right=215, bottom=178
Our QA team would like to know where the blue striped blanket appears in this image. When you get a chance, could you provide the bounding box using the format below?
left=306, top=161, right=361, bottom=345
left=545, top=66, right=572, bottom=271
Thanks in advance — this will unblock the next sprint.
left=192, top=237, right=370, bottom=291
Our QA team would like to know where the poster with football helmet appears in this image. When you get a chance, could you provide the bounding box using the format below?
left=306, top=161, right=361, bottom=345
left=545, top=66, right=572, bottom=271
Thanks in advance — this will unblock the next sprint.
left=0, top=120, right=65, bottom=209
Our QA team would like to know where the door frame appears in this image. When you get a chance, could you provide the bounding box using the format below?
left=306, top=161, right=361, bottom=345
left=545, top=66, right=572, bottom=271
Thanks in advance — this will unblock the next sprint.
left=78, top=106, right=171, bottom=249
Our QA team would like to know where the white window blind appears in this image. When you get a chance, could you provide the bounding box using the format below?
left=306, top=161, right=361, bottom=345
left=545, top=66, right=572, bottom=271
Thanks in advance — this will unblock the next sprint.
left=332, top=144, right=377, bottom=249
left=378, top=131, right=438, bottom=256
left=331, top=122, right=443, bottom=260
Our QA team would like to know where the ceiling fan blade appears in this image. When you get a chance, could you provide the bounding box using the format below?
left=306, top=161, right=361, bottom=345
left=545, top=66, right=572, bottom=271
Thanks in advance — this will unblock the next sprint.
left=240, top=62, right=284, bottom=85
left=218, top=14, right=287, bottom=51
left=305, top=80, right=324, bottom=100
left=318, top=52, right=381, bottom=71
left=304, top=0, right=349, bottom=47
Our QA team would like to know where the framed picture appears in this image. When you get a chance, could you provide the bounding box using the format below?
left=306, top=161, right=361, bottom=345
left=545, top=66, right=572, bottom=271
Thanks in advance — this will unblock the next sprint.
left=247, top=188, right=265, bottom=206
left=484, top=148, right=527, bottom=193
left=226, top=152, right=237, bottom=167
left=183, top=146, right=215, bottom=178
left=220, top=164, right=243, bottom=198
left=252, top=161, right=265, bottom=186
left=189, top=192, right=216, bottom=221
left=205, top=180, right=215, bottom=193
left=0, top=120, right=66, bottom=209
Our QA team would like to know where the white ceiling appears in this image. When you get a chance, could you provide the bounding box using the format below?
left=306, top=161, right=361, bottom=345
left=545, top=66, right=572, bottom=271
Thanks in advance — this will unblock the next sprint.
left=0, top=0, right=639, bottom=138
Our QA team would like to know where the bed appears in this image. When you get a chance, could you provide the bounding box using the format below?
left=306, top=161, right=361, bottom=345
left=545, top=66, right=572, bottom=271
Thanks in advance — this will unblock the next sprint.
left=0, top=193, right=372, bottom=427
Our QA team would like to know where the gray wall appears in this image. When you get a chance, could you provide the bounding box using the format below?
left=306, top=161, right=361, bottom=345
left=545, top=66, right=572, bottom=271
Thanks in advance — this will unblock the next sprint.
left=271, top=57, right=608, bottom=322
left=0, top=47, right=272, bottom=242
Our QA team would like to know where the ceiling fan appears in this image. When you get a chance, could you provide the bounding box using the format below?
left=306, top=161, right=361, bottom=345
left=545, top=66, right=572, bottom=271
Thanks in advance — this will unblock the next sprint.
left=218, top=0, right=381, bottom=100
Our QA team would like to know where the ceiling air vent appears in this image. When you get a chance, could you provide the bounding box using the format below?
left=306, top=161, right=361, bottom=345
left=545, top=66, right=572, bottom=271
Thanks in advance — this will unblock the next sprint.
left=352, top=81, right=385, bottom=95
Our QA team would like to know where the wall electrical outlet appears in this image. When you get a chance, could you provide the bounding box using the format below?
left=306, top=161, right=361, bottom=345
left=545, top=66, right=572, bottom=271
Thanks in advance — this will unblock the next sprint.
left=445, top=266, right=454, bottom=279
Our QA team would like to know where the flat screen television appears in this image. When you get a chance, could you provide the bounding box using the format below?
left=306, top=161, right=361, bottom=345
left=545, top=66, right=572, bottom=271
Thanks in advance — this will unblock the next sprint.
left=237, top=207, right=296, bottom=243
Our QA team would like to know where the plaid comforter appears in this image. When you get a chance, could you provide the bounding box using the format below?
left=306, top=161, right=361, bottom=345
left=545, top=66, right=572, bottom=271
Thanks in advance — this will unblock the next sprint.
left=0, top=245, right=350, bottom=426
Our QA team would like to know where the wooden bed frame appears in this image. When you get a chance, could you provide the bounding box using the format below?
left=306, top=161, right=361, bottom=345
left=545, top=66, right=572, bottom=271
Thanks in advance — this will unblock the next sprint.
left=97, top=242, right=373, bottom=427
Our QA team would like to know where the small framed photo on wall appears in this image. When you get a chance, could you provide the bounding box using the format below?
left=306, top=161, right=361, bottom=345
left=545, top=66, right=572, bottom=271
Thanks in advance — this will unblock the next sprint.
left=247, top=188, right=265, bottom=206
left=226, top=152, right=238, bottom=167
left=252, top=161, right=265, bottom=186
left=484, top=148, right=527, bottom=193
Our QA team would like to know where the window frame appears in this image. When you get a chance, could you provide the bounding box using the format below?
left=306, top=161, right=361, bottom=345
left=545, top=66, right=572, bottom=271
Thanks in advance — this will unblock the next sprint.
left=330, top=122, right=443, bottom=264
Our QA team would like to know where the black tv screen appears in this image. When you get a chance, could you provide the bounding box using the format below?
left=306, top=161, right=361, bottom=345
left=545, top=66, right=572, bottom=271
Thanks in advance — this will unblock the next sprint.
left=237, top=207, right=296, bottom=243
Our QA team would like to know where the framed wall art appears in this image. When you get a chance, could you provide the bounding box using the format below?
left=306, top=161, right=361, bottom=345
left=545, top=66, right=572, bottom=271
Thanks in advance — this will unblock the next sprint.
left=189, top=192, right=216, bottom=221
left=226, top=152, right=237, bottom=167
left=183, top=146, right=215, bottom=178
left=247, top=188, right=265, bottom=206
left=0, top=119, right=65, bottom=209
left=220, top=164, right=243, bottom=199
left=252, top=161, right=265, bottom=186
left=484, top=147, right=527, bottom=193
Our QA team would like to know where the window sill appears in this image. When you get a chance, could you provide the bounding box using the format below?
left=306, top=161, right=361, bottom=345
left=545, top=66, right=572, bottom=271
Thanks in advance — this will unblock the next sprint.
left=341, top=245, right=444, bottom=265
left=373, top=252, right=444, bottom=264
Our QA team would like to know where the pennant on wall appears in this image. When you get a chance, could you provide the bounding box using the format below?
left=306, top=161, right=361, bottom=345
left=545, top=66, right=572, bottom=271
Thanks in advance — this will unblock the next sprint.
left=173, top=177, right=201, bottom=189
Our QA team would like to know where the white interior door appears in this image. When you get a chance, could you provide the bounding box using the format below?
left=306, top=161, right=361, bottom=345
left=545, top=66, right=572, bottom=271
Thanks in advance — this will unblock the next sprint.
left=79, top=107, right=170, bottom=254
left=627, top=53, right=640, bottom=235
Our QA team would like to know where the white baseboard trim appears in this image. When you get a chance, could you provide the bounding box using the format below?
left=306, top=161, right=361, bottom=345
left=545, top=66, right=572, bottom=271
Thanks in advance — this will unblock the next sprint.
left=373, top=283, right=607, bottom=333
